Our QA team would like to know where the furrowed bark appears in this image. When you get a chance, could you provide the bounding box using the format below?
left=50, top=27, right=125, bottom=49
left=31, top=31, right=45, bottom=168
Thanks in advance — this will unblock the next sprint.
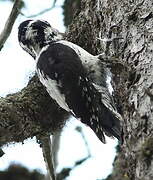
left=66, top=0, right=153, bottom=179
left=0, top=0, right=153, bottom=179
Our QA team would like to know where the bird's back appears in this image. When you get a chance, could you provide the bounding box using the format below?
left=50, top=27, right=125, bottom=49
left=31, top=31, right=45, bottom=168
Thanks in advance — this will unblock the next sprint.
left=36, top=42, right=122, bottom=143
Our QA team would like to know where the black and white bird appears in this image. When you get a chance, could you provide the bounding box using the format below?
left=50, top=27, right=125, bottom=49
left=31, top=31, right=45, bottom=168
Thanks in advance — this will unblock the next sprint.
left=18, top=19, right=122, bottom=143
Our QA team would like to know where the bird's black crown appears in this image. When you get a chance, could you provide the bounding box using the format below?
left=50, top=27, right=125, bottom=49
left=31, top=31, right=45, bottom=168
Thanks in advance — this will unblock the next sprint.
left=18, top=19, right=62, bottom=58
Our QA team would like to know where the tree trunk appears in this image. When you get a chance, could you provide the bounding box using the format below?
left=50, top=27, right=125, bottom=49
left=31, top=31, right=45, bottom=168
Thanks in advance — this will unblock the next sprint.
left=0, top=0, right=153, bottom=179
left=66, top=0, right=153, bottom=179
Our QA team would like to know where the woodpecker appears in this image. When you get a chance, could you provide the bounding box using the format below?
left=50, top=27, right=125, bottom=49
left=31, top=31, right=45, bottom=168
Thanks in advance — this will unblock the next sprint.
left=18, top=20, right=122, bottom=143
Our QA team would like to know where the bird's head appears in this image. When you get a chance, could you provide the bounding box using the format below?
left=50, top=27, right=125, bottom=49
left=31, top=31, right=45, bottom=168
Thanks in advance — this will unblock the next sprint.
left=18, top=19, right=63, bottom=59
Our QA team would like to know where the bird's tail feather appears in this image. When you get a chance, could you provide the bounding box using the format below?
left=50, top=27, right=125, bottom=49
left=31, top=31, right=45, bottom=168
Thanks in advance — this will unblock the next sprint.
left=91, top=83, right=123, bottom=143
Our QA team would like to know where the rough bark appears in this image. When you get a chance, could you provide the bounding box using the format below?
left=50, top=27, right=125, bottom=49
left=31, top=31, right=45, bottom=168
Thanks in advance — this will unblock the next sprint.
left=0, top=0, right=153, bottom=179
left=0, top=76, right=69, bottom=146
left=62, top=0, right=81, bottom=27
left=66, top=0, right=153, bottom=179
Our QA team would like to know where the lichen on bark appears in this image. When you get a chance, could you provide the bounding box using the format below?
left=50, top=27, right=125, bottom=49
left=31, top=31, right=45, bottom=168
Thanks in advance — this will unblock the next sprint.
left=0, top=0, right=153, bottom=179
left=0, top=75, right=69, bottom=146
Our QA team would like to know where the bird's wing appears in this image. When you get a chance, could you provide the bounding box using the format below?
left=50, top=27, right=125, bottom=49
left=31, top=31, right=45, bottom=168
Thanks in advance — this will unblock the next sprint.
left=92, top=83, right=122, bottom=141
left=36, top=42, right=88, bottom=115
left=36, top=42, right=121, bottom=143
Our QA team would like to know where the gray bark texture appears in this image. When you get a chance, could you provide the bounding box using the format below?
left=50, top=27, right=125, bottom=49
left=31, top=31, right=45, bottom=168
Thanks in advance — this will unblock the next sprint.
left=0, top=76, right=69, bottom=146
left=66, top=0, right=153, bottom=179
left=0, top=0, right=153, bottom=179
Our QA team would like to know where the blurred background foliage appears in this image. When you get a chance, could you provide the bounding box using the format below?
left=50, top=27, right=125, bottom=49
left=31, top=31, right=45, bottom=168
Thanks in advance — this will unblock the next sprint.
left=0, top=164, right=44, bottom=180
left=0, top=0, right=81, bottom=27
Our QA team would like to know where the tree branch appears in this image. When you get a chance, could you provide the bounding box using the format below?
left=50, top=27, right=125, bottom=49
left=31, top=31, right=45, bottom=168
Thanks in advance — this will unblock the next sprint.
left=0, top=0, right=118, bottom=149
left=20, top=0, right=58, bottom=18
left=37, top=134, right=56, bottom=180
left=0, top=0, right=23, bottom=50
left=0, top=75, right=70, bottom=146
left=0, top=0, right=99, bottom=148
